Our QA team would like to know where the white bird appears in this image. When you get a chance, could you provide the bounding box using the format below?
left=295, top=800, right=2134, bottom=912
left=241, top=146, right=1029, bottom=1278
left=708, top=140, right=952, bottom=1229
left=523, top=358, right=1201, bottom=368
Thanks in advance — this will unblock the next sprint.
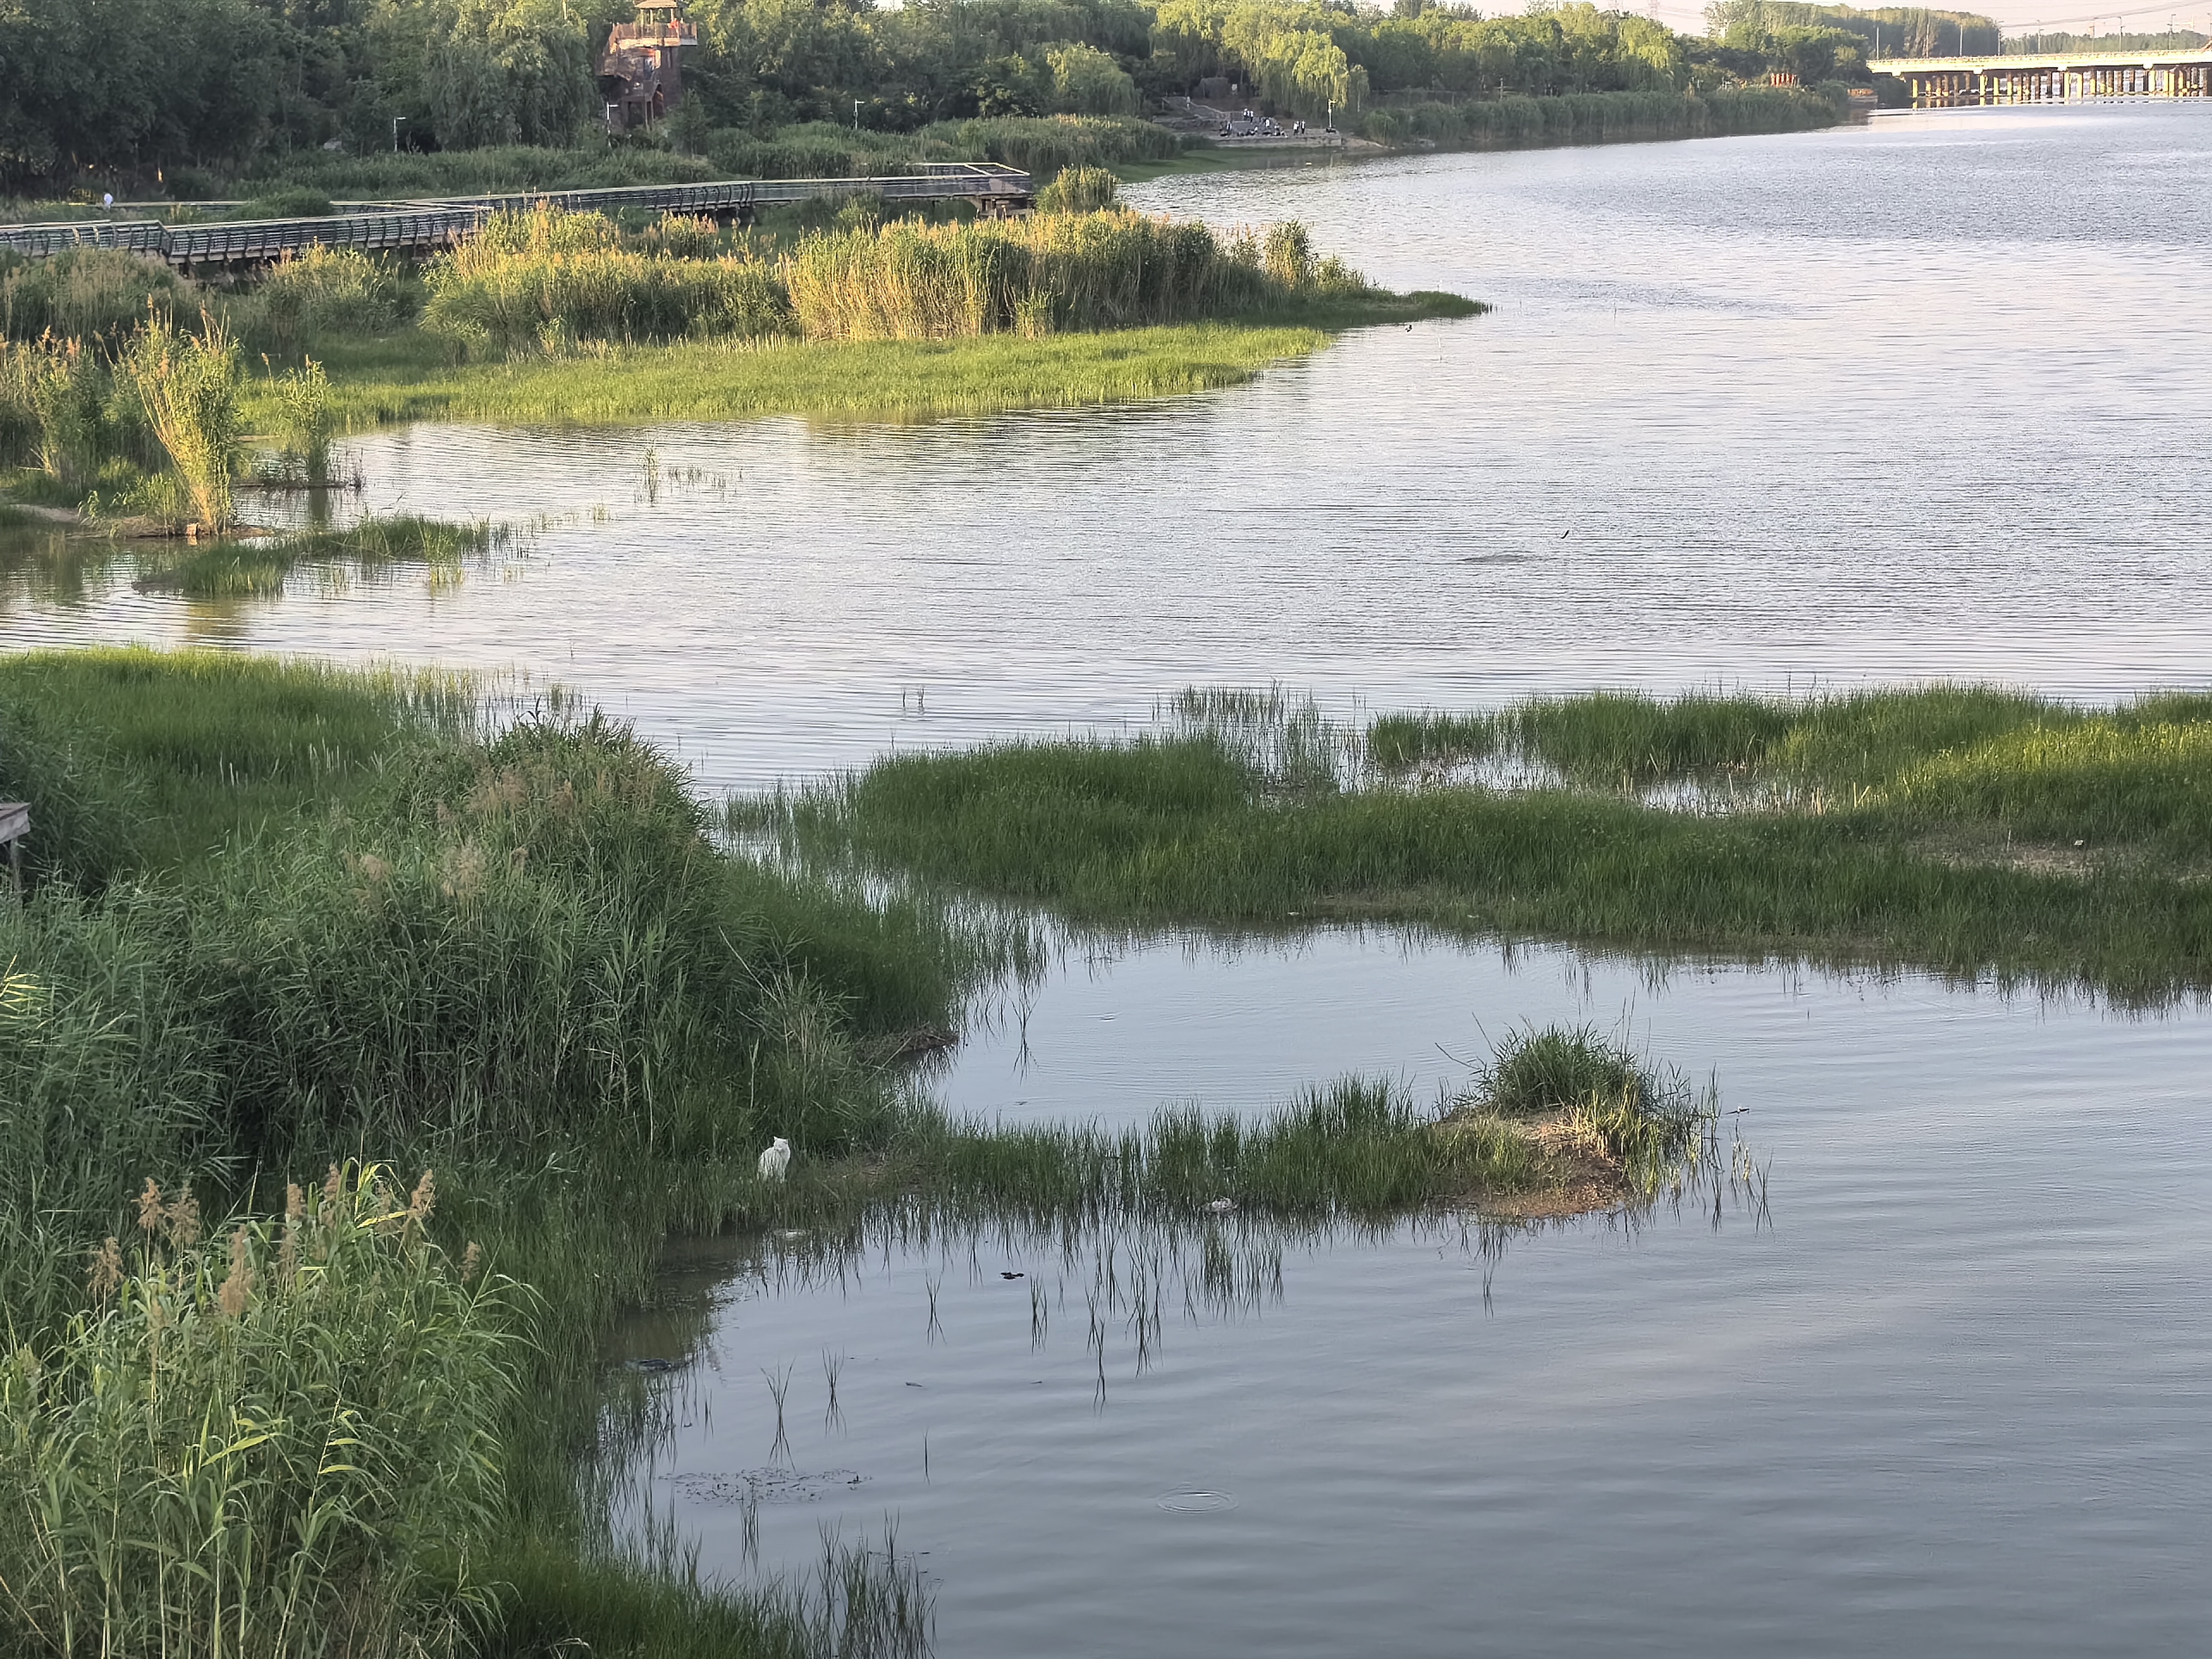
left=758, top=1137, right=791, bottom=1182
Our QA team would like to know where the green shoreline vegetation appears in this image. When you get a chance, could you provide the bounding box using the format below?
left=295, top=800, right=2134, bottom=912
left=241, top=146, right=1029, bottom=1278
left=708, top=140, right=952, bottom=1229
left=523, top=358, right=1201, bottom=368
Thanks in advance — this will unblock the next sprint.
left=750, top=685, right=2212, bottom=1005
left=2, top=187, right=1476, bottom=529
left=0, top=649, right=1712, bottom=1657
left=0, top=1, right=1921, bottom=210
left=303, top=321, right=1359, bottom=428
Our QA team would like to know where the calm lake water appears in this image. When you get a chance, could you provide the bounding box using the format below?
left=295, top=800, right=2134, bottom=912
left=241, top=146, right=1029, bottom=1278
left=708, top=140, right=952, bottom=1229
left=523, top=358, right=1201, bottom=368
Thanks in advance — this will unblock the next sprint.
left=9, top=103, right=2212, bottom=1653
left=8, top=103, right=2212, bottom=789
left=616, top=932, right=2212, bottom=1658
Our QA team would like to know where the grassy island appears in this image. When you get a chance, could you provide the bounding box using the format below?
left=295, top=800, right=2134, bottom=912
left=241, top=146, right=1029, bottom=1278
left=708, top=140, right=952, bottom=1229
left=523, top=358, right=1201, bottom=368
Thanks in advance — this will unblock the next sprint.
left=752, top=685, right=2212, bottom=1006
left=0, top=650, right=1710, bottom=1659
left=1, top=184, right=1477, bottom=530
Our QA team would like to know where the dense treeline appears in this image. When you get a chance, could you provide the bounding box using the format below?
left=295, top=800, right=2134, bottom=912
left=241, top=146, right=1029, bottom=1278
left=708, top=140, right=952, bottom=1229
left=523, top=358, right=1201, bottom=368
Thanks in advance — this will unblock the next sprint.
left=1709, top=2, right=2000, bottom=59
left=0, top=0, right=1179, bottom=189
left=1997, top=29, right=2212, bottom=55
left=0, top=0, right=1858, bottom=195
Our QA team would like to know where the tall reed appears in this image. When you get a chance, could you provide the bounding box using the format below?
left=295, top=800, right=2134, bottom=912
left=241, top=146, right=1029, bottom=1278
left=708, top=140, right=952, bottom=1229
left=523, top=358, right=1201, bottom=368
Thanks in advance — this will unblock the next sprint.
left=782, top=210, right=1312, bottom=342
left=122, top=311, right=244, bottom=531
left=0, top=1164, right=517, bottom=1659
left=237, top=246, right=411, bottom=356
left=0, top=248, right=186, bottom=347
left=421, top=206, right=790, bottom=359
left=1, top=333, right=107, bottom=482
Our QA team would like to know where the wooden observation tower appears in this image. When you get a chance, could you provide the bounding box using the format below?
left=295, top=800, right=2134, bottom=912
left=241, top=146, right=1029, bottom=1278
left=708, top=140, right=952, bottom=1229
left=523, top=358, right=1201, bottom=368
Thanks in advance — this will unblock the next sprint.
left=598, top=0, right=699, bottom=133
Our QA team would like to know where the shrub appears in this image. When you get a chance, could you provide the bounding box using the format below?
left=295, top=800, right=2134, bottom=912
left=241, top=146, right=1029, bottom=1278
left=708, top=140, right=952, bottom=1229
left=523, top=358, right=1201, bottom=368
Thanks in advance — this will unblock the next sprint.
left=0, top=1165, right=518, bottom=1659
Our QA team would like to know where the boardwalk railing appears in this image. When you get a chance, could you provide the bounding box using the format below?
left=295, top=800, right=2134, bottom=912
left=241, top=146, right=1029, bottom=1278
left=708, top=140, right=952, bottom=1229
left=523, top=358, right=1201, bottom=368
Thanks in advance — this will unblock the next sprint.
left=0, top=164, right=1034, bottom=268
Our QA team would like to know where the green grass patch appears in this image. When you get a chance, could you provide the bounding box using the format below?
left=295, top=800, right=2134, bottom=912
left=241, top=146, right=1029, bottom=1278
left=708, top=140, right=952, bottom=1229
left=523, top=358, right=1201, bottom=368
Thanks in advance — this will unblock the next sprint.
left=757, top=685, right=2212, bottom=1003
left=300, top=319, right=1395, bottom=430
left=0, top=646, right=476, bottom=878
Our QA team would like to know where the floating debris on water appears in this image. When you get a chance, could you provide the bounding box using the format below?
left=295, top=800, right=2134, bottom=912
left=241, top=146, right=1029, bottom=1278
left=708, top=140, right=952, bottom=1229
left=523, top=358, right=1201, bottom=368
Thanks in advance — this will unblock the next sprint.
left=672, top=1467, right=865, bottom=1505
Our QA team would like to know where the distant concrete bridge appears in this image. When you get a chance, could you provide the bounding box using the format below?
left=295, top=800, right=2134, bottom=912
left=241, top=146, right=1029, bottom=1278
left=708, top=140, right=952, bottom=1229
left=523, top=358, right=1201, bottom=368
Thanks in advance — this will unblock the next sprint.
left=1871, top=49, right=2212, bottom=106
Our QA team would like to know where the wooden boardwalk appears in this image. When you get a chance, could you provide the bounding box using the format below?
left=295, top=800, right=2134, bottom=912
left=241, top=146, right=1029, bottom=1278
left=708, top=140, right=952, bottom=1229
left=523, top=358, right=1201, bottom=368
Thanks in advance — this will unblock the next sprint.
left=0, top=164, right=1034, bottom=269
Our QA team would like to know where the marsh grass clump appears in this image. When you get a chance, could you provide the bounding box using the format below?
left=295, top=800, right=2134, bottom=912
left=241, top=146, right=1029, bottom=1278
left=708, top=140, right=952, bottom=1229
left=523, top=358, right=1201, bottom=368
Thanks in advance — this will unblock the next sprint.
left=1369, top=686, right=2212, bottom=864
left=267, top=355, right=335, bottom=483
left=0, top=648, right=478, bottom=879
left=134, top=514, right=510, bottom=598
left=785, top=210, right=1371, bottom=343
left=1360, top=85, right=1840, bottom=151
left=0, top=331, right=164, bottom=492
left=414, top=202, right=1387, bottom=362
left=1167, top=685, right=1358, bottom=794
left=486, top=1531, right=933, bottom=1659
left=2, top=333, right=108, bottom=484
left=1369, top=691, right=1794, bottom=782
left=1446, top=1024, right=1707, bottom=1211
left=761, top=1058, right=1718, bottom=1239
left=1479, top=1022, right=1660, bottom=1117
left=0, top=688, right=148, bottom=888
left=764, top=682, right=2212, bottom=1001
left=0, top=1164, right=517, bottom=1659
left=776, top=209, right=1274, bottom=341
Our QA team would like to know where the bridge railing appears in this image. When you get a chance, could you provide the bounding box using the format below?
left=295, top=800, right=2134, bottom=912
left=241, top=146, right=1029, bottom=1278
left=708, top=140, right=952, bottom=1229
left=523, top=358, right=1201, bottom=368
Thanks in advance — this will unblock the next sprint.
left=0, top=165, right=1034, bottom=268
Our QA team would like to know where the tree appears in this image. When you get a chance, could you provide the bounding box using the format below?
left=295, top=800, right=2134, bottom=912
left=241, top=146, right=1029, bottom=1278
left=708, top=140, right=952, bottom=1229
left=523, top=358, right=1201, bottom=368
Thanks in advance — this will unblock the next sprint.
left=1048, top=41, right=1140, bottom=113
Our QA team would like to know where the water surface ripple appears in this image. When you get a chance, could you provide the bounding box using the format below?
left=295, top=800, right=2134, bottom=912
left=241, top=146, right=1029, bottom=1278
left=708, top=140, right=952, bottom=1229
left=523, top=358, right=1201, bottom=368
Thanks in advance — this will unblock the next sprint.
left=619, top=931, right=2212, bottom=1659
left=6, top=107, right=2210, bottom=790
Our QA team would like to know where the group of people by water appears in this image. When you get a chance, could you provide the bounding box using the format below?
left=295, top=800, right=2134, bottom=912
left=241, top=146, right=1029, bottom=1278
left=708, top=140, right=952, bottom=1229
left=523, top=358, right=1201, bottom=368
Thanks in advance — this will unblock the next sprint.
left=1217, top=108, right=1327, bottom=139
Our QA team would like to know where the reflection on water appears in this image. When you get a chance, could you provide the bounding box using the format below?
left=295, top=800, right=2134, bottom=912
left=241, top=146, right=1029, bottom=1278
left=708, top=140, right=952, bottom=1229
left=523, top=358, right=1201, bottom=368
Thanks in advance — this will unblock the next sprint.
left=7, top=106, right=2212, bottom=790
left=608, top=928, right=2212, bottom=1658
